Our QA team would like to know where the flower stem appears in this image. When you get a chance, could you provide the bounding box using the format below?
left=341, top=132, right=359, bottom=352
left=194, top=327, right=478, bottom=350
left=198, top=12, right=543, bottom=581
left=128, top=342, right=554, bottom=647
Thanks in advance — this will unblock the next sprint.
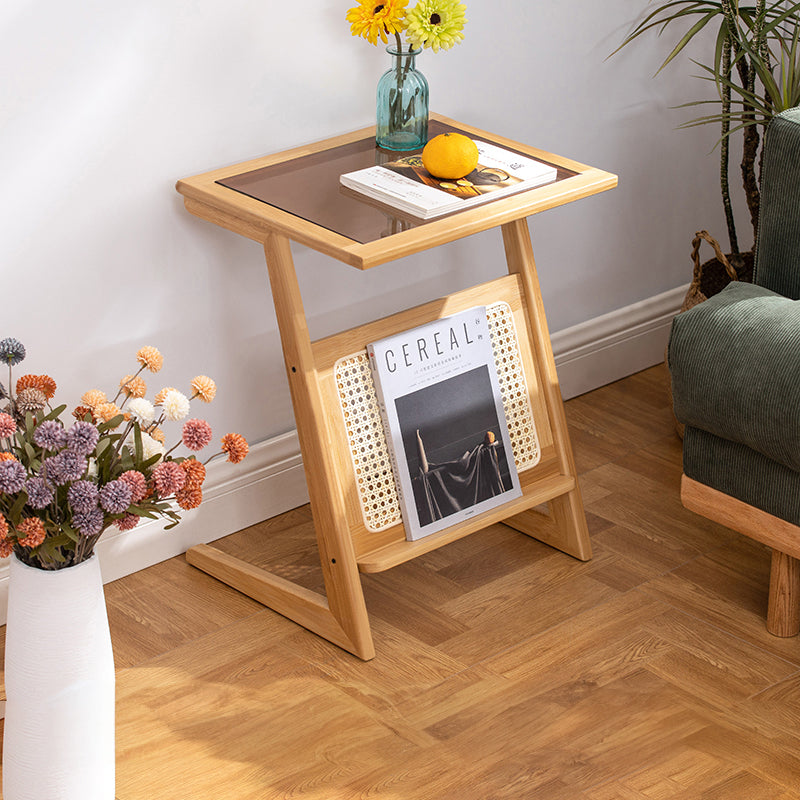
left=112, top=364, right=146, bottom=405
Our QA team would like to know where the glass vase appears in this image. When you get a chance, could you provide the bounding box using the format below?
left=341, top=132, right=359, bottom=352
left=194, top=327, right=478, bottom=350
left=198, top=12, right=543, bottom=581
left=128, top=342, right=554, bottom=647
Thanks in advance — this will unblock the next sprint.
left=376, top=45, right=429, bottom=151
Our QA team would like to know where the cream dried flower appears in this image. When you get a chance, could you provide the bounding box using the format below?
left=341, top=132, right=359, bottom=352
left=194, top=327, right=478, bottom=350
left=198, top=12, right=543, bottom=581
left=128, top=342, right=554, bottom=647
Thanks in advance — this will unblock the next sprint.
left=154, top=387, right=177, bottom=406
left=16, top=388, right=47, bottom=414
left=140, top=431, right=165, bottom=462
left=127, top=398, right=156, bottom=424
left=161, top=390, right=190, bottom=421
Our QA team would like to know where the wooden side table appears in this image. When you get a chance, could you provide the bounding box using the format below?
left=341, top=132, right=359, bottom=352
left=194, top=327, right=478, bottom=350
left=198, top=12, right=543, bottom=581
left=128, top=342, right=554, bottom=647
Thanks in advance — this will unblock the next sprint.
left=176, top=113, right=617, bottom=660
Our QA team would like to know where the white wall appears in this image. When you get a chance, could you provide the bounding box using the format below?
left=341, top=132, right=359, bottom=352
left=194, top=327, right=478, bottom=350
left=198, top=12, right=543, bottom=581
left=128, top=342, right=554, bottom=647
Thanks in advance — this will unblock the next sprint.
left=1, top=2, right=727, bottom=509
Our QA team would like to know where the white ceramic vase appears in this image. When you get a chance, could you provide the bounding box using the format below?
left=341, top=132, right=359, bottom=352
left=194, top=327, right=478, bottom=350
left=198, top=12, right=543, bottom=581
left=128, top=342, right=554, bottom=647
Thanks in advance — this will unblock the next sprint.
left=3, top=554, right=115, bottom=800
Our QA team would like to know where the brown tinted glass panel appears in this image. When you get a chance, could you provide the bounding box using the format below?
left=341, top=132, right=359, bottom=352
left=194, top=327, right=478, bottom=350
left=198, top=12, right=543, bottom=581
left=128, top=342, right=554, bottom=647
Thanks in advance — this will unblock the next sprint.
left=218, top=120, right=576, bottom=245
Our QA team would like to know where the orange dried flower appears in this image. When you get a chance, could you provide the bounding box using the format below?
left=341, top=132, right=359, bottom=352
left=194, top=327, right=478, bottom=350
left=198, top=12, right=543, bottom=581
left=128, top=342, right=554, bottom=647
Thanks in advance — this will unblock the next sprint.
left=153, top=387, right=177, bottom=406
left=136, top=346, right=163, bottom=373
left=120, top=375, right=147, bottom=398
left=17, top=517, right=46, bottom=548
left=220, top=433, right=249, bottom=464
left=73, top=405, right=96, bottom=422
left=180, top=459, right=206, bottom=491
left=0, top=512, right=8, bottom=539
left=175, top=486, right=202, bottom=510
left=0, top=452, right=18, bottom=462
left=95, top=402, right=122, bottom=424
left=190, top=375, right=216, bottom=403
left=0, top=539, right=13, bottom=558
left=16, top=374, right=57, bottom=400
left=81, top=390, right=107, bottom=409
left=148, top=426, right=165, bottom=444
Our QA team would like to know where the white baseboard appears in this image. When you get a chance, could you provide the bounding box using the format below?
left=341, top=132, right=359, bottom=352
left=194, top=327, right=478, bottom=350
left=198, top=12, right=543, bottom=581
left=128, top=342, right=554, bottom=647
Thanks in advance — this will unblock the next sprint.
left=553, top=284, right=687, bottom=400
left=0, top=432, right=309, bottom=626
left=0, top=284, right=687, bottom=625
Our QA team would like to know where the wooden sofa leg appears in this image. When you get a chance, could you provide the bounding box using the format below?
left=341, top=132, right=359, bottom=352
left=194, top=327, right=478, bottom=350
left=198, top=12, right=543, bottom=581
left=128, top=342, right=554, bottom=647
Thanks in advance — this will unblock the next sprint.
left=767, top=550, right=800, bottom=637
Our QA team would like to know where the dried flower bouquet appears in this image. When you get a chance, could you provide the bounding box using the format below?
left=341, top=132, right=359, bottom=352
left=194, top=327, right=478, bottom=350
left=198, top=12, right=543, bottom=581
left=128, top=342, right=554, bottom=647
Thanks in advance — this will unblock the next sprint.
left=0, top=338, right=248, bottom=569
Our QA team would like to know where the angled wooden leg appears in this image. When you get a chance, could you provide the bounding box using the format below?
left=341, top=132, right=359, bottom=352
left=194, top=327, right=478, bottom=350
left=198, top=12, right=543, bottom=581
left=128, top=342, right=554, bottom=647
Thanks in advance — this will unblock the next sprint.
left=499, top=218, right=592, bottom=561
left=187, top=233, right=374, bottom=660
left=768, top=550, right=800, bottom=637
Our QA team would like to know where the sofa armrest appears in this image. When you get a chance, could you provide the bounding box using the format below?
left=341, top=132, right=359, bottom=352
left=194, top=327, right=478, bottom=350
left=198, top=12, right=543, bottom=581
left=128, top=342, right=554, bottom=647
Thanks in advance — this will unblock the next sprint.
left=754, top=108, right=800, bottom=300
left=669, top=280, right=800, bottom=471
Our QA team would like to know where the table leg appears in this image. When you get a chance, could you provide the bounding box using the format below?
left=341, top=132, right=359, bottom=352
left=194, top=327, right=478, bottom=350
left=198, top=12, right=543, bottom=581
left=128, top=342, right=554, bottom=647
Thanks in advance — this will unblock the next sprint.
left=187, top=233, right=375, bottom=661
left=500, top=219, right=592, bottom=561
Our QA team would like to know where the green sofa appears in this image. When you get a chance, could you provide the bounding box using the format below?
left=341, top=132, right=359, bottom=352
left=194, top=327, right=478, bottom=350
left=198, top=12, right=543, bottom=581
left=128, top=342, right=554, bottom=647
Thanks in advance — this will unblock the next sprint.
left=669, top=107, right=800, bottom=636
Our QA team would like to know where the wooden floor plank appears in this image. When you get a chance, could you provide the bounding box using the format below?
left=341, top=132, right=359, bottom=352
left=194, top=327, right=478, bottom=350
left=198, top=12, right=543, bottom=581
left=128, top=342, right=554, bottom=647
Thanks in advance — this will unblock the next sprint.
left=4, top=365, right=800, bottom=799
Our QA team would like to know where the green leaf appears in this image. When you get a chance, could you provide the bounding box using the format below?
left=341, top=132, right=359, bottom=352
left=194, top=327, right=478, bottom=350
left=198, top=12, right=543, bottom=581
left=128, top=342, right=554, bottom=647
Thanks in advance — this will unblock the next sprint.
left=95, top=437, right=112, bottom=458
left=656, top=10, right=720, bottom=73
left=98, top=415, right=125, bottom=434
left=23, top=441, right=36, bottom=464
left=60, top=525, right=80, bottom=544
left=34, top=534, right=71, bottom=563
left=8, top=491, right=28, bottom=525
left=43, top=404, right=67, bottom=423
left=141, top=452, right=163, bottom=471
left=133, top=423, right=144, bottom=463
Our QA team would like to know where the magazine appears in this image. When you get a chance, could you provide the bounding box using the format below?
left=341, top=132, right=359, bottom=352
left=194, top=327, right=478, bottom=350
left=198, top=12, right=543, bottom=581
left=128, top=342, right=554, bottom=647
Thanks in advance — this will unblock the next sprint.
left=367, top=307, right=522, bottom=541
left=340, top=140, right=558, bottom=220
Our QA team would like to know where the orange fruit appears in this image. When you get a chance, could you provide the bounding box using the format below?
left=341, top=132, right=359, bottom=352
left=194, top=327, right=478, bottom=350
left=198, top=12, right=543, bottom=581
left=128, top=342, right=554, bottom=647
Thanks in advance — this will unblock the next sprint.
left=421, top=132, right=479, bottom=180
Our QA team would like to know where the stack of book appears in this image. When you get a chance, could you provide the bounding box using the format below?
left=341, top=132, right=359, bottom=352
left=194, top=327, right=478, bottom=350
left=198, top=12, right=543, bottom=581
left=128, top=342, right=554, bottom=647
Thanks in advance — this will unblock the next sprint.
left=340, top=139, right=558, bottom=220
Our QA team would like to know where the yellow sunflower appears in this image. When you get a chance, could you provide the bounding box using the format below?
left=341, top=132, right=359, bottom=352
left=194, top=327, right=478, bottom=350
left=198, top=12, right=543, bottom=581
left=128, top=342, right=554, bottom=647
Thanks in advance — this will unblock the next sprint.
left=406, top=0, right=467, bottom=52
left=346, top=0, right=409, bottom=46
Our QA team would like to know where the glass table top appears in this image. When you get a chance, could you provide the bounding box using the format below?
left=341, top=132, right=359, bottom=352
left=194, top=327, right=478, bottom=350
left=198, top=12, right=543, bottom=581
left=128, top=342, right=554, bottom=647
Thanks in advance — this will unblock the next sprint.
left=217, top=120, right=577, bottom=245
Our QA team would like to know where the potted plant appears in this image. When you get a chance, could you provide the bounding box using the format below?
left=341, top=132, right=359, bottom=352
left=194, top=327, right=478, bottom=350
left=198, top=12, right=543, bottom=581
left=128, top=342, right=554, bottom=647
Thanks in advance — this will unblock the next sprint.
left=614, top=0, right=800, bottom=296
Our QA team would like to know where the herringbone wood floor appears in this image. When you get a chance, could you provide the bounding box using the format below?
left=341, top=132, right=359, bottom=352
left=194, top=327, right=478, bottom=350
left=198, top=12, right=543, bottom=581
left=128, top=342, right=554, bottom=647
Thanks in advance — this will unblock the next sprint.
left=10, top=365, right=800, bottom=798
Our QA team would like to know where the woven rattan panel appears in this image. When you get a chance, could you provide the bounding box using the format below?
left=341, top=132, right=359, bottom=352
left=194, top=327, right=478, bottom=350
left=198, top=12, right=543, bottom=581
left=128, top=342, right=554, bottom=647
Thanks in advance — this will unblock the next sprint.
left=334, top=301, right=540, bottom=532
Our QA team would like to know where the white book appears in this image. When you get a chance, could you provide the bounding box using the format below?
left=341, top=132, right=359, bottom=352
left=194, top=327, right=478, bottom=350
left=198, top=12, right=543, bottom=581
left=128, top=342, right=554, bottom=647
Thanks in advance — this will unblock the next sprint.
left=367, top=307, right=522, bottom=541
left=340, top=140, right=558, bottom=220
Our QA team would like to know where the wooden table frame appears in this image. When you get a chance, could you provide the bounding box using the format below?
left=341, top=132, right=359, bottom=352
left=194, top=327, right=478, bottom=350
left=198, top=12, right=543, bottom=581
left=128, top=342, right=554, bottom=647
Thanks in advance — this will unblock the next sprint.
left=176, top=114, right=617, bottom=660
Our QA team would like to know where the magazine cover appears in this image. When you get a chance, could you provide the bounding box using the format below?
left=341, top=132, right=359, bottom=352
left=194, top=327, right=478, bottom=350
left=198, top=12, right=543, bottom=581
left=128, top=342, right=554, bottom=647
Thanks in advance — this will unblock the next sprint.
left=368, top=307, right=522, bottom=541
left=340, top=140, right=558, bottom=220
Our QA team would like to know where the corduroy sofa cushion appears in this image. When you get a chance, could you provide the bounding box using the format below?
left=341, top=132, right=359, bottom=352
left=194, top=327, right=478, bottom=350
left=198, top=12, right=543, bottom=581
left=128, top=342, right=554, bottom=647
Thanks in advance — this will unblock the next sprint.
left=683, top=426, right=800, bottom=526
left=669, top=280, right=800, bottom=472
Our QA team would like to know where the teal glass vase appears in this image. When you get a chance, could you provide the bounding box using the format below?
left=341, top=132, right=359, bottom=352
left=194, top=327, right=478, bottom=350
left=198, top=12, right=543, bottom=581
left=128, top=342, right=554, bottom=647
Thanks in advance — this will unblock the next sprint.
left=376, top=45, right=429, bottom=151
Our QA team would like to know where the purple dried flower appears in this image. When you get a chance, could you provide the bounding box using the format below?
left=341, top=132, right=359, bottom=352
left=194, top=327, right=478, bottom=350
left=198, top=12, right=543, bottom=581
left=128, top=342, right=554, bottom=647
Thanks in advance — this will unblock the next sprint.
left=66, top=421, right=100, bottom=456
left=0, top=460, right=26, bottom=493
left=67, top=480, right=99, bottom=514
left=99, top=480, right=132, bottom=514
left=25, top=477, right=54, bottom=509
left=61, top=451, right=87, bottom=482
left=33, top=420, right=68, bottom=452
left=44, top=451, right=87, bottom=485
left=0, top=338, right=25, bottom=367
left=72, top=507, right=104, bottom=537
left=43, top=454, right=66, bottom=485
